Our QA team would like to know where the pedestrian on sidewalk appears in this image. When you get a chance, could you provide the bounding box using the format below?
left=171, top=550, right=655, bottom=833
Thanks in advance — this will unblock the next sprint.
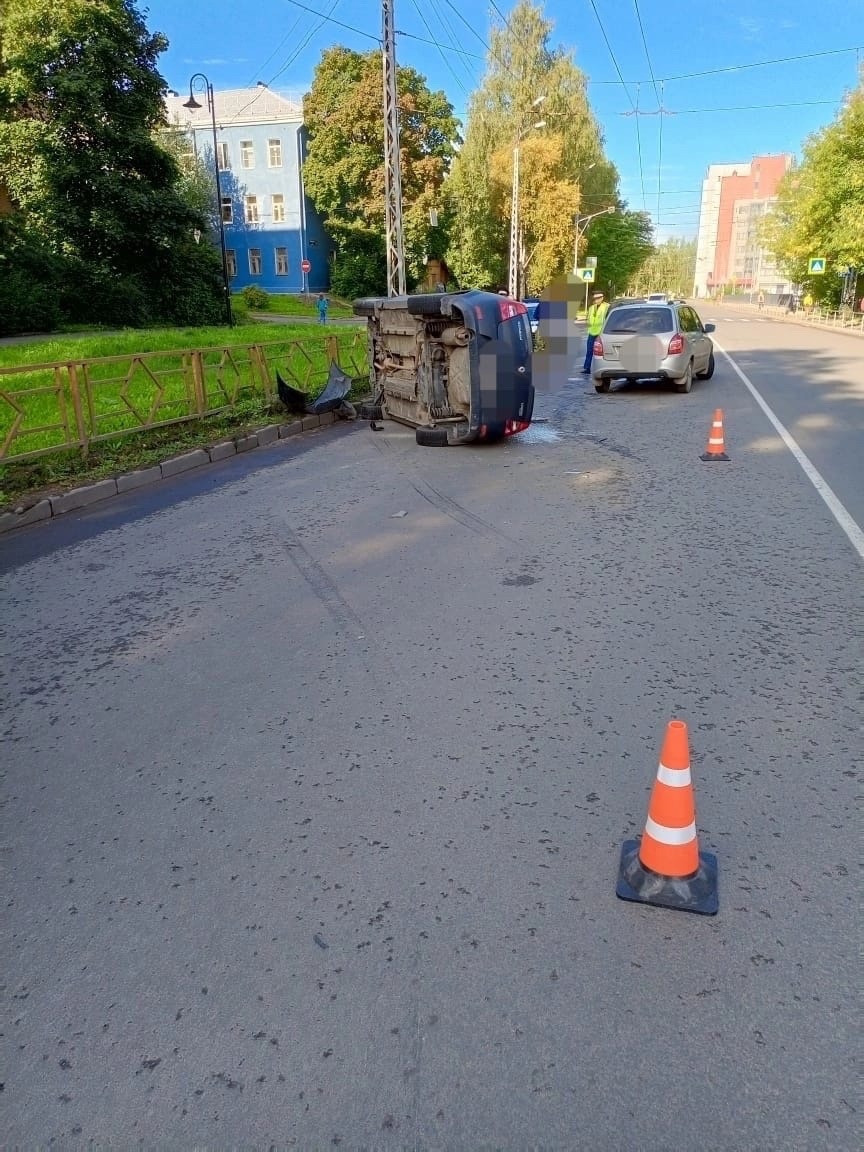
left=757, top=290, right=765, bottom=311
left=582, top=291, right=608, bottom=374
left=316, top=293, right=329, bottom=324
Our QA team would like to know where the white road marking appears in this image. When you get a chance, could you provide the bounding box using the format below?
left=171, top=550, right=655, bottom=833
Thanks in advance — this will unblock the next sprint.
left=715, top=339, right=864, bottom=561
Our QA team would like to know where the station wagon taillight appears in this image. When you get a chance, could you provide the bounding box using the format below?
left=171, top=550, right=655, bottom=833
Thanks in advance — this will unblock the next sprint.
left=667, top=333, right=685, bottom=355
left=593, top=338, right=604, bottom=357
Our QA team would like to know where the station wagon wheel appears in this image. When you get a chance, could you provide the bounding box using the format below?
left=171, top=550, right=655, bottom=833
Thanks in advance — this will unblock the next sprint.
left=594, top=381, right=610, bottom=393
left=676, top=362, right=693, bottom=394
left=416, top=425, right=450, bottom=447
left=696, top=352, right=715, bottom=380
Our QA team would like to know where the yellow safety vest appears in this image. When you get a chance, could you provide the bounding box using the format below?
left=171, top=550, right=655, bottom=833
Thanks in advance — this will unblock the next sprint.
left=587, top=302, right=608, bottom=335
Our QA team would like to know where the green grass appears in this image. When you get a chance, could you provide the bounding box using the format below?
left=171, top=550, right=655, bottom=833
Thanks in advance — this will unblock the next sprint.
left=0, top=321, right=328, bottom=368
left=0, top=398, right=294, bottom=508
left=250, top=294, right=355, bottom=319
left=0, top=322, right=370, bottom=503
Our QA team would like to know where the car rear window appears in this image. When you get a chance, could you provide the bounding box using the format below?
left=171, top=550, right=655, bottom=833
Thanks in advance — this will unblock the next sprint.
left=605, top=307, right=674, bottom=334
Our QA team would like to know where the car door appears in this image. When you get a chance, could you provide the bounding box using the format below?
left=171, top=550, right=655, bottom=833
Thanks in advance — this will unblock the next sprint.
left=680, top=307, right=706, bottom=370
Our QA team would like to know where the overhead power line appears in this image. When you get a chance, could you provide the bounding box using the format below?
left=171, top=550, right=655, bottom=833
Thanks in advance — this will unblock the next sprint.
left=587, top=45, right=863, bottom=86
left=586, top=0, right=648, bottom=213
left=282, top=0, right=379, bottom=42
left=620, top=99, right=840, bottom=116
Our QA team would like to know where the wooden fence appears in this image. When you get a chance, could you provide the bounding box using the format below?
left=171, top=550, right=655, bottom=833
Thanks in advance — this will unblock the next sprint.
left=0, top=329, right=370, bottom=463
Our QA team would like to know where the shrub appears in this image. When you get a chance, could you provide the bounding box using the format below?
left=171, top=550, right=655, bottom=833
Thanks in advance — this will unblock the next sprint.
left=242, top=285, right=270, bottom=310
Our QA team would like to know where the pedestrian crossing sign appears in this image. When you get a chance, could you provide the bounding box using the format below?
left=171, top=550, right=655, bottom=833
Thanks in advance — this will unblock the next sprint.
left=808, top=257, right=826, bottom=274
left=576, top=267, right=595, bottom=282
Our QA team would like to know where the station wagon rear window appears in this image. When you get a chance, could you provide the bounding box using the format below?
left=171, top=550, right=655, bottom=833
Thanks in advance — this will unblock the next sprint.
left=605, top=307, right=674, bottom=334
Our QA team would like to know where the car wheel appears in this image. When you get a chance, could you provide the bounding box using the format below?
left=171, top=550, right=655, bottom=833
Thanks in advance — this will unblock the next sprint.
left=594, top=381, right=610, bottom=393
left=676, top=362, right=693, bottom=394
left=696, top=352, right=715, bottom=380
left=416, top=425, right=450, bottom=447
left=358, top=402, right=383, bottom=420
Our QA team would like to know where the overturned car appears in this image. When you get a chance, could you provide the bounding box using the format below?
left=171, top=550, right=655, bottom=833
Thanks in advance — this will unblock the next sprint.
left=352, top=291, right=535, bottom=446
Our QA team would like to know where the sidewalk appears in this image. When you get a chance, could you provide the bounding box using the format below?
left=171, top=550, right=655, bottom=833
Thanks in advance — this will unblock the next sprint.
left=711, top=299, right=864, bottom=335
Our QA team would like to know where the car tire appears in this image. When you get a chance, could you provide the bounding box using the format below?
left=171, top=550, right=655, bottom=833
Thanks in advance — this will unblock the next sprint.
left=416, top=425, right=450, bottom=447
left=406, top=295, right=447, bottom=317
left=676, top=362, right=693, bottom=394
left=594, top=381, right=610, bottom=393
left=358, top=402, right=383, bottom=420
left=697, top=352, right=715, bottom=380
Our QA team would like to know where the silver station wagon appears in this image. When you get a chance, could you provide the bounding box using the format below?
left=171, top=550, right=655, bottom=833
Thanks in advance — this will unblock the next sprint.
left=591, top=301, right=715, bottom=394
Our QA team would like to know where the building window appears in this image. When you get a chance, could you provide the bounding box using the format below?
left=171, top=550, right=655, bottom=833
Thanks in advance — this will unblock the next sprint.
left=240, top=140, right=255, bottom=169
left=268, top=138, right=283, bottom=168
left=221, top=197, right=233, bottom=224
left=275, top=247, right=288, bottom=275
left=216, top=141, right=230, bottom=169
left=226, top=250, right=237, bottom=279
left=272, top=194, right=285, bottom=223
left=248, top=248, right=262, bottom=275
left=244, top=195, right=259, bottom=224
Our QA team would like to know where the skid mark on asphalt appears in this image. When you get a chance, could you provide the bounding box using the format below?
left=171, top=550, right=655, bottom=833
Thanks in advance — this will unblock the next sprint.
left=278, top=527, right=367, bottom=635
left=369, top=433, right=518, bottom=545
left=716, top=339, right=864, bottom=561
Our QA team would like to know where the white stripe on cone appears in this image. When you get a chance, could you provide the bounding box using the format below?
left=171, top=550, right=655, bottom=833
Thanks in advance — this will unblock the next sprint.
left=644, top=815, right=697, bottom=846
left=656, top=763, right=692, bottom=787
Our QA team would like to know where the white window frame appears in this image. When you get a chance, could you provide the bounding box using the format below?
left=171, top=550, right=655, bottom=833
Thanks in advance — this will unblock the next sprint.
left=271, top=194, right=285, bottom=224
left=268, top=138, right=283, bottom=168
left=240, top=140, right=255, bottom=169
left=248, top=248, right=262, bottom=276
left=216, top=141, right=230, bottom=170
left=275, top=247, right=288, bottom=276
left=220, top=196, right=233, bottom=224
left=244, top=195, right=259, bottom=224
left=226, top=250, right=237, bottom=279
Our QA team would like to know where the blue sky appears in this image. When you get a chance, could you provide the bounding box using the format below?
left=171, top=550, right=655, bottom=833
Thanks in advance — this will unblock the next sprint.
left=144, top=0, right=862, bottom=242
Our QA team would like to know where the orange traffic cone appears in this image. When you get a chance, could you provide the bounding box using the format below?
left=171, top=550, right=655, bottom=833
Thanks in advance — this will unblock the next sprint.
left=700, top=408, right=730, bottom=461
left=616, top=719, right=718, bottom=915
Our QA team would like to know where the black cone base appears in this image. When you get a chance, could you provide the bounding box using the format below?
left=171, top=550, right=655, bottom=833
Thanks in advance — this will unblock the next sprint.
left=616, top=839, right=719, bottom=915
left=700, top=451, right=730, bottom=461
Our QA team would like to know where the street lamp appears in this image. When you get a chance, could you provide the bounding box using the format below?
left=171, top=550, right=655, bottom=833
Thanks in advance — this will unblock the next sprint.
left=508, top=96, right=546, bottom=299
left=573, top=204, right=616, bottom=313
left=572, top=204, right=616, bottom=275
left=184, top=73, right=233, bottom=326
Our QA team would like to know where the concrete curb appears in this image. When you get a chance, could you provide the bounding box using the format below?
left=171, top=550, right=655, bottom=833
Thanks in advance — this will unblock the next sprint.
left=0, top=411, right=338, bottom=537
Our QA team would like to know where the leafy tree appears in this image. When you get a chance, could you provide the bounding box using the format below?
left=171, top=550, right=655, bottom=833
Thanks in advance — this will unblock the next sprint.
left=762, top=73, right=864, bottom=304
left=303, top=46, right=459, bottom=296
left=0, top=0, right=223, bottom=328
left=487, top=133, right=580, bottom=294
left=584, top=209, right=654, bottom=299
left=629, top=238, right=697, bottom=298
left=445, top=0, right=619, bottom=290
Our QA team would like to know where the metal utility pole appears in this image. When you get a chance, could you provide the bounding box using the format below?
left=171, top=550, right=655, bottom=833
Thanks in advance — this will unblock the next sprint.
left=508, top=145, right=520, bottom=298
left=382, top=0, right=406, bottom=297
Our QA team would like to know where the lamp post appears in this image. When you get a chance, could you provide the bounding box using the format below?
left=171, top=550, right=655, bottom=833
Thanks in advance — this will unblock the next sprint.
left=573, top=204, right=617, bottom=312
left=184, top=74, right=233, bottom=326
left=508, top=97, right=546, bottom=299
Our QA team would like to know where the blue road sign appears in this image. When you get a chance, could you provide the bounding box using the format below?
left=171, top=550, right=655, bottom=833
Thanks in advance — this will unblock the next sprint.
left=808, top=258, right=826, bottom=275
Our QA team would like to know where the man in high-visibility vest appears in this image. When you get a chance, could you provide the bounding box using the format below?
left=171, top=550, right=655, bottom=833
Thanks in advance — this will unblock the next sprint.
left=582, top=291, right=609, bottom=374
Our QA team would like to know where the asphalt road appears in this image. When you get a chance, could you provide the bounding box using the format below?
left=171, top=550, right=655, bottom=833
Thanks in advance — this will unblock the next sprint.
left=1, top=319, right=861, bottom=1149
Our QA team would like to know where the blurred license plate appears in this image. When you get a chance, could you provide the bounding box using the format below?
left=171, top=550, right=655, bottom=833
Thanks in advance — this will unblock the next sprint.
left=605, top=344, right=621, bottom=360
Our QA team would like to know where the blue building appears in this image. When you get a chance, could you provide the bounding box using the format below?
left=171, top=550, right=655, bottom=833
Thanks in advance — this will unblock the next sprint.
left=166, top=85, right=329, bottom=294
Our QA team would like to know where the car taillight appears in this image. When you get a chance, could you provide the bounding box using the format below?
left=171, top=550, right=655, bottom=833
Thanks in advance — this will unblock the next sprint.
left=504, top=418, right=531, bottom=436
left=498, top=299, right=527, bottom=321
left=593, top=338, right=604, bottom=357
left=667, top=333, right=685, bottom=355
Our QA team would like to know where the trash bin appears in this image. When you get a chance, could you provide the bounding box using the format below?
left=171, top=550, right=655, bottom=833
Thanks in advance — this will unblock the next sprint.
left=352, top=290, right=534, bottom=446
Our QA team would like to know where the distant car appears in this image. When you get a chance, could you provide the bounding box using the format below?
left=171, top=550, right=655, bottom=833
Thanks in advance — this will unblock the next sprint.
left=523, top=298, right=540, bottom=336
left=591, top=300, right=715, bottom=394
left=647, top=292, right=669, bottom=302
